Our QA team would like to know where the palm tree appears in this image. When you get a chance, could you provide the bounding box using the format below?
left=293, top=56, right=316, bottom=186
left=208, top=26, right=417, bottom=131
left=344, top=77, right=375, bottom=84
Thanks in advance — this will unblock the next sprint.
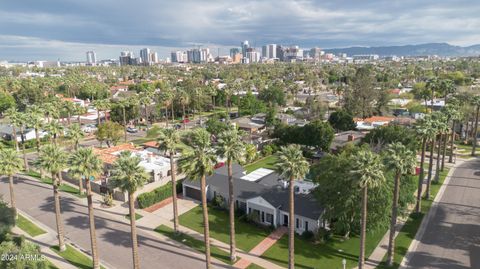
left=449, top=106, right=463, bottom=163
left=4, top=108, right=20, bottom=152
left=92, top=99, right=111, bottom=125
left=426, top=78, right=439, bottom=111
left=157, top=129, right=181, bottom=233
left=66, top=123, right=84, bottom=151
left=109, top=151, right=148, bottom=269
left=159, top=88, right=174, bottom=128
left=0, top=148, right=24, bottom=218
left=470, top=96, right=480, bottom=156
left=35, top=144, right=68, bottom=252
left=116, top=99, right=131, bottom=143
left=275, top=144, right=309, bottom=269
left=69, top=148, right=103, bottom=269
left=179, top=129, right=217, bottom=269
left=434, top=117, right=448, bottom=183
left=216, top=128, right=246, bottom=262
left=440, top=79, right=456, bottom=103
left=177, top=89, right=190, bottom=129
left=44, top=120, right=64, bottom=145
left=62, top=100, right=76, bottom=126
left=17, top=113, right=29, bottom=170
left=414, top=116, right=432, bottom=213
left=384, top=143, right=416, bottom=266
left=350, top=148, right=385, bottom=269
left=425, top=113, right=442, bottom=199
left=26, top=106, right=45, bottom=178
left=138, top=92, right=153, bottom=129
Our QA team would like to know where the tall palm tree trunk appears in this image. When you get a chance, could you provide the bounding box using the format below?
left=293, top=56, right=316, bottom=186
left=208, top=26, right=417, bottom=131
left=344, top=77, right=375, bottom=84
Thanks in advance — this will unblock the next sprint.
left=20, top=126, right=29, bottom=171
left=97, top=110, right=101, bottom=126
left=449, top=121, right=456, bottom=163
left=441, top=129, right=448, bottom=171
left=67, top=112, right=71, bottom=126
left=123, top=107, right=128, bottom=143
left=77, top=176, right=84, bottom=195
left=426, top=137, right=436, bottom=199
left=471, top=106, right=479, bottom=156
left=128, top=192, right=140, bottom=269
left=288, top=176, right=295, bottom=269
left=165, top=107, right=169, bottom=128
left=171, top=104, right=175, bottom=123
left=416, top=138, right=426, bottom=213
left=35, top=129, right=44, bottom=179
left=387, top=173, right=401, bottom=266
left=358, top=187, right=368, bottom=269
left=53, top=174, right=66, bottom=252
left=8, top=175, right=16, bottom=218
left=200, top=175, right=211, bottom=269
left=434, top=134, right=442, bottom=182
left=227, top=160, right=236, bottom=262
left=182, top=104, right=186, bottom=130
left=12, top=125, right=19, bottom=152
left=144, top=105, right=149, bottom=129
left=86, top=178, right=100, bottom=269
left=170, top=152, right=179, bottom=232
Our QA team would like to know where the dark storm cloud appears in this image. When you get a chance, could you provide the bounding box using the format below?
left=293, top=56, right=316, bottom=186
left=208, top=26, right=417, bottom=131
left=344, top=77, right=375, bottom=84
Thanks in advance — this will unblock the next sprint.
left=1, top=0, right=479, bottom=60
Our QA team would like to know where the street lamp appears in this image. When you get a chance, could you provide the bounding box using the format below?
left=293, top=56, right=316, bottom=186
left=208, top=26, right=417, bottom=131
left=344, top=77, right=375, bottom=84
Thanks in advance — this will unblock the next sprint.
left=342, top=258, right=346, bottom=269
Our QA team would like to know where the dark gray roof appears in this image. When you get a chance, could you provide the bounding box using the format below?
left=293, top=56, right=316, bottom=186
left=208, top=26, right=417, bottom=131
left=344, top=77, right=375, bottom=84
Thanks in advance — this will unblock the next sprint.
left=184, top=166, right=324, bottom=220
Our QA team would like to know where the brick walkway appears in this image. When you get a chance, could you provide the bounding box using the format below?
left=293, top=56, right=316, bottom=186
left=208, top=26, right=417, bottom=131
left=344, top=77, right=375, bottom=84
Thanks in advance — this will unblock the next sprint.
left=233, top=226, right=288, bottom=269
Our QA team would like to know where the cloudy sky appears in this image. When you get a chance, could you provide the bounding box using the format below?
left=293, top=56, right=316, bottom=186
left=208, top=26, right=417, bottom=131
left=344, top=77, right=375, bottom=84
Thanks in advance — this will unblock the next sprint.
left=1, top=0, right=479, bottom=61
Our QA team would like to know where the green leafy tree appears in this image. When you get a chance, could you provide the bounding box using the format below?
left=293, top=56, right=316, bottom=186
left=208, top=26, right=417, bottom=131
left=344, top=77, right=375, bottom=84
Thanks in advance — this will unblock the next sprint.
left=4, top=108, right=21, bottom=152
left=216, top=128, right=246, bottom=262
left=0, top=91, right=15, bottom=114
left=328, top=110, right=356, bottom=132
left=95, top=121, right=124, bottom=148
left=363, top=124, right=418, bottom=151
left=238, top=91, right=266, bottom=116
left=275, top=144, right=309, bottom=269
left=179, top=129, right=217, bottom=268
left=471, top=96, right=480, bottom=156
left=0, top=239, right=48, bottom=269
left=109, top=151, right=149, bottom=269
left=69, top=148, right=103, bottom=269
left=35, top=144, right=68, bottom=252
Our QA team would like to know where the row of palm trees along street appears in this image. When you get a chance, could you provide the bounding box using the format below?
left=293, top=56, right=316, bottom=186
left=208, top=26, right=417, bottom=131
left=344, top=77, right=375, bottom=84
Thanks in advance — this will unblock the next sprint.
left=1, top=80, right=480, bottom=269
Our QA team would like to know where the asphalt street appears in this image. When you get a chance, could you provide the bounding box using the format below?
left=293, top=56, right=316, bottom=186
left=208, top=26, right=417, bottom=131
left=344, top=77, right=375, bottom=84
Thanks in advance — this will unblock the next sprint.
left=405, top=159, right=480, bottom=269
left=0, top=176, right=225, bottom=269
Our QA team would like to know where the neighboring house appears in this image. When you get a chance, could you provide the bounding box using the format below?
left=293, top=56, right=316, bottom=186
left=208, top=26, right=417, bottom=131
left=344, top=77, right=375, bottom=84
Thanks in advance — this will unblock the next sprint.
left=423, top=99, right=445, bottom=110
left=183, top=165, right=325, bottom=234
left=231, top=116, right=266, bottom=134
left=0, top=124, right=47, bottom=142
left=330, top=130, right=366, bottom=151
left=354, top=116, right=395, bottom=131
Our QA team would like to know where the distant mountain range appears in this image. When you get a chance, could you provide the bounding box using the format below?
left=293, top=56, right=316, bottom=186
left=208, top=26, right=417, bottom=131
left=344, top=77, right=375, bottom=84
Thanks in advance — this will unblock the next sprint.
left=323, top=43, right=480, bottom=57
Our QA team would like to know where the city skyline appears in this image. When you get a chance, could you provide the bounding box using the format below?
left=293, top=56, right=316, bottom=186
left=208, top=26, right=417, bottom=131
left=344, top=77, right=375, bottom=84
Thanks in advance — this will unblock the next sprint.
left=1, top=0, right=480, bottom=61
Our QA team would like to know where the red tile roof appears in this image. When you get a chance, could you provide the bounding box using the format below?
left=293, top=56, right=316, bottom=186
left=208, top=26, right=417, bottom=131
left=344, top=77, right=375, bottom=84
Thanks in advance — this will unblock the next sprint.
left=93, top=143, right=138, bottom=164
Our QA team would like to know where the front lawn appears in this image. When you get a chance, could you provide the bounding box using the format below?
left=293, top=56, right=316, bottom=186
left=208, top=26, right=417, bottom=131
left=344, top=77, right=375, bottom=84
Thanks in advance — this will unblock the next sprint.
left=179, top=206, right=272, bottom=252
left=17, top=214, right=46, bottom=237
left=125, top=213, right=143, bottom=221
left=51, top=244, right=105, bottom=269
left=261, top=228, right=386, bottom=269
left=244, top=155, right=278, bottom=174
left=155, top=225, right=235, bottom=265
left=377, top=167, right=450, bottom=269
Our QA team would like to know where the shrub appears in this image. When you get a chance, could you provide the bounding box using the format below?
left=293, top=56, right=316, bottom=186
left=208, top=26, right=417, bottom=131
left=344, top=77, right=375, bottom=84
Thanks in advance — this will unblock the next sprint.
left=301, top=230, right=314, bottom=241
left=137, top=180, right=183, bottom=209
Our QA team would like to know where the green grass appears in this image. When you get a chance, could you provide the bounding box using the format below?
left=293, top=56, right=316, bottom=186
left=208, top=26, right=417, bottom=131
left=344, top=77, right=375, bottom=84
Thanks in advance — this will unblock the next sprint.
left=246, top=263, right=266, bottom=269
left=125, top=213, right=143, bottom=220
left=46, top=260, right=59, bottom=269
left=261, top=228, right=386, bottom=269
left=51, top=244, right=105, bottom=269
left=376, top=167, right=450, bottom=269
left=25, top=171, right=86, bottom=198
left=244, top=155, right=278, bottom=174
left=155, top=225, right=235, bottom=265
left=17, top=214, right=46, bottom=237
left=179, top=206, right=272, bottom=252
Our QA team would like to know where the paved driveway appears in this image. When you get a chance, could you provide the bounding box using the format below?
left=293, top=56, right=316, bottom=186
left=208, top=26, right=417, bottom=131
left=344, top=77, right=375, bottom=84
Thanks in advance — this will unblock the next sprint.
left=404, top=159, right=480, bottom=269
left=0, top=176, right=225, bottom=269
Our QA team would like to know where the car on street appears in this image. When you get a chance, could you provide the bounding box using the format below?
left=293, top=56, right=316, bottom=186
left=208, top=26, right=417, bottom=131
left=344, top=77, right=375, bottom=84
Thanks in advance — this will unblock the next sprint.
left=127, top=127, right=138, bottom=133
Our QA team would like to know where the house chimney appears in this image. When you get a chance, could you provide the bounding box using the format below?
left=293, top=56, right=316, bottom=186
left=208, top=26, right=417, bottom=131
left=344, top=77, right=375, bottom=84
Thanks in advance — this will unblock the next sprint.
left=348, top=134, right=355, bottom=141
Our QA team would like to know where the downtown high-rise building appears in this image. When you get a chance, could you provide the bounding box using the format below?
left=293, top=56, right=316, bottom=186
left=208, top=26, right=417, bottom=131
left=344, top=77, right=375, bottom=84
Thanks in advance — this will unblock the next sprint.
left=262, top=44, right=277, bottom=59
left=241, top=40, right=250, bottom=58
left=86, top=51, right=96, bottom=66
left=140, top=48, right=151, bottom=65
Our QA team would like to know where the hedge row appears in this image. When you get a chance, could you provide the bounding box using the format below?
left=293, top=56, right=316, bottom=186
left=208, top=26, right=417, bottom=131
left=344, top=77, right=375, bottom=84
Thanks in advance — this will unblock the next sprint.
left=137, top=180, right=183, bottom=209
